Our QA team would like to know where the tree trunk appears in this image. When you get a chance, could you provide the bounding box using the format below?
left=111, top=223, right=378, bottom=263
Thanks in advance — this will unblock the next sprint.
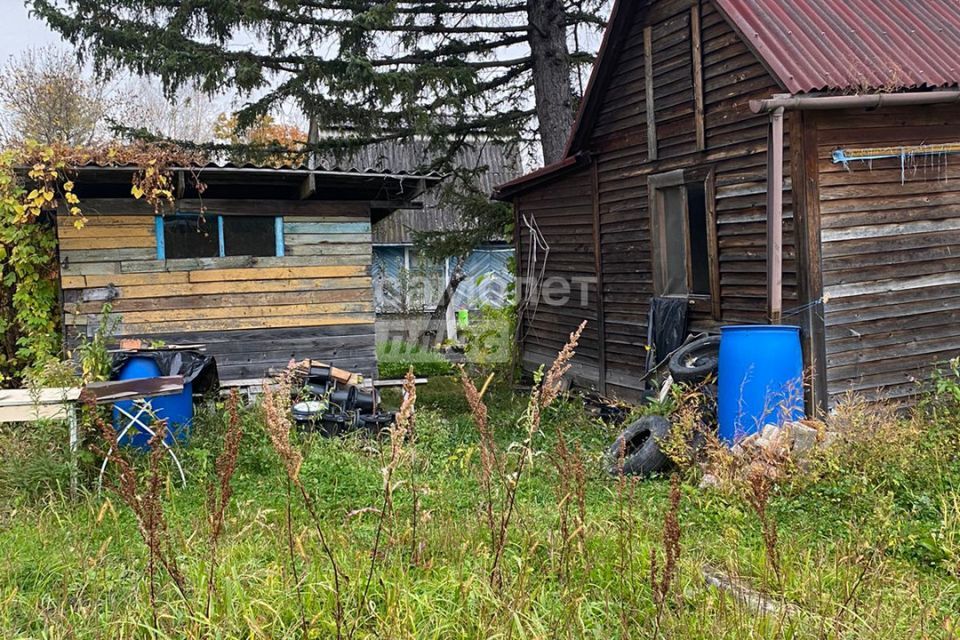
left=416, top=255, right=467, bottom=348
left=527, top=0, right=575, bottom=165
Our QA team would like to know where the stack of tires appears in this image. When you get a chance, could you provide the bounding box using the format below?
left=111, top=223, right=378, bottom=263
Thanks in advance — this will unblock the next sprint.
left=607, top=335, right=719, bottom=477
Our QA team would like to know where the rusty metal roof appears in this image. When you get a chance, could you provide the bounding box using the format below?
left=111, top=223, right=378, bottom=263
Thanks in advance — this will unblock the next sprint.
left=715, top=0, right=960, bottom=94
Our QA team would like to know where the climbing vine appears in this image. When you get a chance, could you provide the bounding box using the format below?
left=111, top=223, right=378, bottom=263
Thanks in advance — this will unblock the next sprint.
left=0, top=141, right=205, bottom=386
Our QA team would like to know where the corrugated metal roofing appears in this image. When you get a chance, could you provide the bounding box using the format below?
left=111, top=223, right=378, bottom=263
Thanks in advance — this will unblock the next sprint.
left=715, top=0, right=960, bottom=94
left=72, top=158, right=442, bottom=179
left=372, top=141, right=522, bottom=244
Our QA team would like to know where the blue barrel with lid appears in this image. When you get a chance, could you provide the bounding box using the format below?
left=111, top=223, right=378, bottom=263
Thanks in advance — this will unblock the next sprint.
left=112, top=355, right=193, bottom=450
left=717, top=325, right=804, bottom=444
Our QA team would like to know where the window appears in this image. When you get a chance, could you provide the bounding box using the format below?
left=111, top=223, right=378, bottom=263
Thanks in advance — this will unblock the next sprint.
left=648, top=168, right=718, bottom=308
left=372, top=246, right=450, bottom=312
left=156, top=214, right=283, bottom=260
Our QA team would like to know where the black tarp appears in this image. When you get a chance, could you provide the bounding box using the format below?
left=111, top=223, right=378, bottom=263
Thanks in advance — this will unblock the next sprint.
left=646, top=297, right=689, bottom=371
left=111, top=350, right=219, bottom=395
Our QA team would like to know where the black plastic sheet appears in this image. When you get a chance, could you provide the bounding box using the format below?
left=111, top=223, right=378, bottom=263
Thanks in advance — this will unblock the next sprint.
left=646, top=297, right=689, bottom=370
left=111, top=350, right=219, bottom=395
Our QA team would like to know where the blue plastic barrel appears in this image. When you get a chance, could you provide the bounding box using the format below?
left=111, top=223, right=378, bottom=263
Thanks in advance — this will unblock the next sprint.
left=718, top=325, right=804, bottom=444
left=112, top=356, right=194, bottom=451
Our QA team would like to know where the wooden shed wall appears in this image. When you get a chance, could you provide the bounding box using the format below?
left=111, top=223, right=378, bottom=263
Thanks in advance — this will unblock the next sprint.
left=514, top=168, right=602, bottom=387
left=58, top=201, right=376, bottom=381
left=816, top=105, right=960, bottom=403
left=513, top=0, right=794, bottom=400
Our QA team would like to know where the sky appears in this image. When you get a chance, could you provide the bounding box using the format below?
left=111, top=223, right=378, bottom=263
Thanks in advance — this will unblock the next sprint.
left=0, top=1, right=63, bottom=61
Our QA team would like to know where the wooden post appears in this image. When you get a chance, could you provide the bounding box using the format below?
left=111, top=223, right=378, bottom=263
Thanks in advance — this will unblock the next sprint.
left=766, top=107, right=785, bottom=324
left=591, top=160, right=606, bottom=394
left=644, top=26, right=657, bottom=161
left=691, top=3, right=706, bottom=151
left=788, top=111, right=828, bottom=416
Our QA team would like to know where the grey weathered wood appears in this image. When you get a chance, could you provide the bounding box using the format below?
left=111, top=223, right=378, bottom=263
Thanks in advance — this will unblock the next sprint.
left=644, top=25, right=658, bottom=161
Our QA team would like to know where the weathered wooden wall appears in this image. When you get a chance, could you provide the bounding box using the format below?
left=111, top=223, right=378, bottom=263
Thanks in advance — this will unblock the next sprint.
left=514, top=167, right=602, bottom=387
left=58, top=200, right=376, bottom=381
left=512, top=0, right=795, bottom=400
left=816, top=105, right=960, bottom=403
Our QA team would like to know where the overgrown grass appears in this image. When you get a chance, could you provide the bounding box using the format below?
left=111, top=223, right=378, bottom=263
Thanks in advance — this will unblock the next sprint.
left=2, top=373, right=960, bottom=638
left=376, top=341, right=454, bottom=379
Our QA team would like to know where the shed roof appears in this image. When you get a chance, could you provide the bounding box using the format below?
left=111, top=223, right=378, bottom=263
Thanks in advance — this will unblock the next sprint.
left=496, top=0, right=960, bottom=199
left=369, top=140, right=522, bottom=244
left=63, top=161, right=442, bottom=208
left=717, top=0, right=960, bottom=95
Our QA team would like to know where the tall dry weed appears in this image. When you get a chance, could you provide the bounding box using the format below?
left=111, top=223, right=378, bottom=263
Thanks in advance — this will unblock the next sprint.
left=204, top=390, right=244, bottom=623
left=461, top=321, right=586, bottom=590
left=650, top=474, right=682, bottom=629
left=87, top=397, right=193, bottom=631
left=352, top=368, right=418, bottom=640
left=263, top=366, right=343, bottom=640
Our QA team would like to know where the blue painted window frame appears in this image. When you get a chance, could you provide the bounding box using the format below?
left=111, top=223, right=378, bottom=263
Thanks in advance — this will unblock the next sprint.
left=155, top=213, right=284, bottom=260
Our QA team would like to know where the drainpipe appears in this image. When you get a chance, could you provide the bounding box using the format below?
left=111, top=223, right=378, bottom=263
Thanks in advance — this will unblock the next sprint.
left=766, top=106, right=785, bottom=324
left=752, top=89, right=960, bottom=324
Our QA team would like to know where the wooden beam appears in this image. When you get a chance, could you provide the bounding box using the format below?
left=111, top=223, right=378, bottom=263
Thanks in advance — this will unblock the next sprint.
left=788, top=111, right=828, bottom=416
left=766, top=107, right=785, bottom=323
left=299, top=174, right=316, bottom=200
left=644, top=25, right=658, bottom=161
left=591, top=159, right=607, bottom=394
left=369, top=200, right=424, bottom=210
left=691, top=2, right=706, bottom=151
left=704, top=168, right=722, bottom=319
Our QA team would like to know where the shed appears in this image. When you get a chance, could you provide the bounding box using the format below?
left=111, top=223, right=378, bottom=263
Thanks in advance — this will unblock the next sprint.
left=494, top=0, right=960, bottom=410
left=366, top=140, right=522, bottom=342
left=58, top=162, right=441, bottom=383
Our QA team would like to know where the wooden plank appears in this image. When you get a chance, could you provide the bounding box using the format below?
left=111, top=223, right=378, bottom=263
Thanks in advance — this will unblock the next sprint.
left=187, top=264, right=366, bottom=283
left=108, top=276, right=371, bottom=300
left=591, top=159, right=606, bottom=393
left=60, top=248, right=156, bottom=263
left=83, top=271, right=191, bottom=288
left=282, top=233, right=371, bottom=244
left=113, top=312, right=375, bottom=335
left=65, top=287, right=371, bottom=315
left=60, top=236, right=156, bottom=251
left=67, top=301, right=374, bottom=326
left=0, top=387, right=81, bottom=424
left=691, top=3, right=706, bottom=151
left=789, top=111, right=827, bottom=415
left=80, top=198, right=371, bottom=217
left=58, top=214, right=154, bottom=227
left=644, top=25, right=658, bottom=161
left=283, top=222, right=371, bottom=234
left=59, top=225, right=154, bottom=239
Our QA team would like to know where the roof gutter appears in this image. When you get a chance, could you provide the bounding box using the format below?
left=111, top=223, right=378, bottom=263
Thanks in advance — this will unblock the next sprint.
left=750, top=89, right=960, bottom=113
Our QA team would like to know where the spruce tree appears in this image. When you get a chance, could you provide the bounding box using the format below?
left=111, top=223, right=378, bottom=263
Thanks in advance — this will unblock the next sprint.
left=28, top=0, right=608, bottom=166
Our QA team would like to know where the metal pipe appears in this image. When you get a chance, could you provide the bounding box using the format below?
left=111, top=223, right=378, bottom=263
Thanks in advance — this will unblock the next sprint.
left=766, top=107, right=785, bottom=324
left=750, top=90, right=960, bottom=113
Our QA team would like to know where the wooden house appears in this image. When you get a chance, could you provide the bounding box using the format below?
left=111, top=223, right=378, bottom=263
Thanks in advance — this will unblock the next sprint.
left=494, top=0, right=960, bottom=411
left=59, top=163, right=440, bottom=383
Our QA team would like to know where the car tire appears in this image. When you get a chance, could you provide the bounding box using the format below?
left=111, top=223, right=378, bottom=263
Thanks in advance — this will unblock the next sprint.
left=668, top=335, right=721, bottom=383
left=606, top=415, right=673, bottom=477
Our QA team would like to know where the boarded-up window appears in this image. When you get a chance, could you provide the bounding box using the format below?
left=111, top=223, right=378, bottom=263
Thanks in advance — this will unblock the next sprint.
left=649, top=169, right=718, bottom=307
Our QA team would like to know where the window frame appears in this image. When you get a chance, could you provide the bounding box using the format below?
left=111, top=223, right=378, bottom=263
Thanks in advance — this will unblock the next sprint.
left=648, top=167, right=721, bottom=319
left=372, top=244, right=452, bottom=312
left=156, top=213, right=284, bottom=260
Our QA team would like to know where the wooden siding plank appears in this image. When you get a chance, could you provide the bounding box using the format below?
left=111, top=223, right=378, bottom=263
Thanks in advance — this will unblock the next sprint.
left=644, top=25, right=658, bottom=161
